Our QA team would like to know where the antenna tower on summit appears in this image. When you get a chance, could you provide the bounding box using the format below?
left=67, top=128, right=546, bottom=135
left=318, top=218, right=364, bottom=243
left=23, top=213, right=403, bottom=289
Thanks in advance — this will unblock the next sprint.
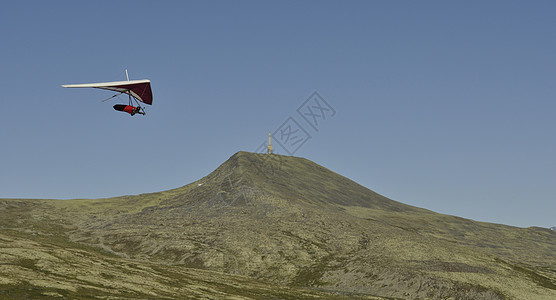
left=267, top=131, right=273, bottom=154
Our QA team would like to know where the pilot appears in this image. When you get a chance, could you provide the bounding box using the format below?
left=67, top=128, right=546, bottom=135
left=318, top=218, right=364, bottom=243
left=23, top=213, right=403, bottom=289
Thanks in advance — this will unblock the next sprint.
left=113, top=104, right=144, bottom=116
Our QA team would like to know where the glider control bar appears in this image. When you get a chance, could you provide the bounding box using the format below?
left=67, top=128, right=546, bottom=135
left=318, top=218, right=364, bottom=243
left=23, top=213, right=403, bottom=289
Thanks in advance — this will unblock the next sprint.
left=101, top=92, right=125, bottom=102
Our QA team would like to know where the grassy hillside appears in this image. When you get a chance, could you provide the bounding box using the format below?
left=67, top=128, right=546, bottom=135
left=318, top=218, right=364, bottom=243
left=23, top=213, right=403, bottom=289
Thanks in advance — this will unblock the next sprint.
left=0, top=200, right=380, bottom=299
left=1, top=151, right=555, bottom=299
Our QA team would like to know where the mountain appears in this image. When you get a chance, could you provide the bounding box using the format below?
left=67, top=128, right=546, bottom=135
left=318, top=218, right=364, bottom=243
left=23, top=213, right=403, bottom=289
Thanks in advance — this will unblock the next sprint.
left=1, top=151, right=555, bottom=299
left=551, top=227, right=556, bottom=231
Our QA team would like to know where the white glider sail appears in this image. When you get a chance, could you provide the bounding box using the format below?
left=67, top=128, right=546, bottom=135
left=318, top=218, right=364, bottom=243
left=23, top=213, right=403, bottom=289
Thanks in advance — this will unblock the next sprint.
left=62, top=79, right=153, bottom=105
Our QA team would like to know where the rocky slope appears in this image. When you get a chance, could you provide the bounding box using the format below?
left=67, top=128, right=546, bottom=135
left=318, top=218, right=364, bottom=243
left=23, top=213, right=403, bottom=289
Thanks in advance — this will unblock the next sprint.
left=1, top=151, right=555, bottom=299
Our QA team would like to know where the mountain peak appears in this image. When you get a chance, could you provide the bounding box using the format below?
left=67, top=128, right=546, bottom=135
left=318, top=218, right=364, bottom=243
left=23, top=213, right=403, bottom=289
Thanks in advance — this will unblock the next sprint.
left=2, top=151, right=556, bottom=299
left=205, top=151, right=421, bottom=212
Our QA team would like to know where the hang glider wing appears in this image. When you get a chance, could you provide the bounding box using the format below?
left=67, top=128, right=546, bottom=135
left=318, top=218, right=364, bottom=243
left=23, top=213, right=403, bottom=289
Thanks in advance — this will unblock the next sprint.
left=62, top=79, right=153, bottom=105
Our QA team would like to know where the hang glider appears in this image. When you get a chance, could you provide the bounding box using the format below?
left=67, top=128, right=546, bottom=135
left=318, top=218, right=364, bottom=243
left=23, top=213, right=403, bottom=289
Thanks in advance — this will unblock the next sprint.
left=62, top=70, right=153, bottom=116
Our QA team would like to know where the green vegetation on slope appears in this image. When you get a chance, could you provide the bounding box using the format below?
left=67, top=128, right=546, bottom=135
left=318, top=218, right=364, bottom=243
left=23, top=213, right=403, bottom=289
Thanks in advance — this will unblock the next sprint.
left=1, top=151, right=555, bottom=299
left=0, top=203, right=382, bottom=299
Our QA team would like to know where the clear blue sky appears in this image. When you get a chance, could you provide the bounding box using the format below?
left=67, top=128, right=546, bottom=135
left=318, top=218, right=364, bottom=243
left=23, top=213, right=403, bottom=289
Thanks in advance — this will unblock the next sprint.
left=1, top=1, right=554, bottom=228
